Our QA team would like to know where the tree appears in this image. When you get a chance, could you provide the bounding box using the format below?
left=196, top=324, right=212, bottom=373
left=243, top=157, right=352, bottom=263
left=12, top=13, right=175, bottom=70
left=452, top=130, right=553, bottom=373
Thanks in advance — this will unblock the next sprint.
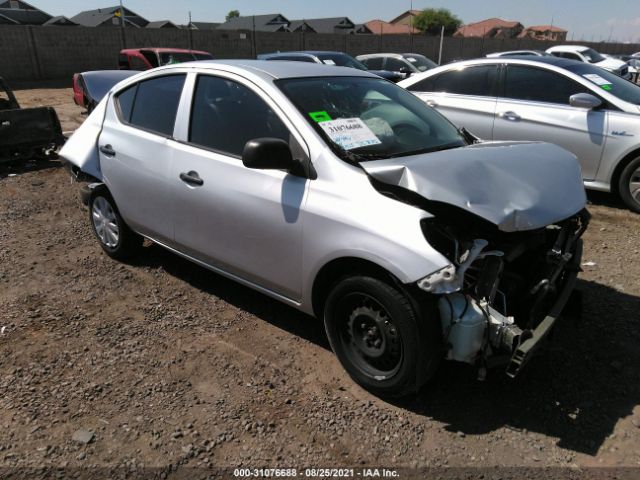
left=413, top=8, right=462, bottom=36
left=226, top=10, right=240, bottom=21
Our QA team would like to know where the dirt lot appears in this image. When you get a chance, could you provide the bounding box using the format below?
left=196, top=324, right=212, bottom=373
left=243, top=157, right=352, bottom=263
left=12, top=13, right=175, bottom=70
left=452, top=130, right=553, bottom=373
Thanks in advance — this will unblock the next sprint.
left=1, top=87, right=640, bottom=479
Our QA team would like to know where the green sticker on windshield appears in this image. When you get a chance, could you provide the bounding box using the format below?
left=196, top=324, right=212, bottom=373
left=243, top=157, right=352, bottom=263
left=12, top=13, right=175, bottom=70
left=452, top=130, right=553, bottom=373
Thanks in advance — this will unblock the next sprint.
left=309, top=111, right=332, bottom=123
left=601, top=84, right=612, bottom=91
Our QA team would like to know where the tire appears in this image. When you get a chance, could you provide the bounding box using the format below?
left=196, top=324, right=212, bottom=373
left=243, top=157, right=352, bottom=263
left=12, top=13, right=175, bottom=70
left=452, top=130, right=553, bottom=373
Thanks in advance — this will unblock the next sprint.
left=323, top=276, right=441, bottom=398
left=88, top=188, right=143, bottom=260
left=618, top=155, right=640, bottom=213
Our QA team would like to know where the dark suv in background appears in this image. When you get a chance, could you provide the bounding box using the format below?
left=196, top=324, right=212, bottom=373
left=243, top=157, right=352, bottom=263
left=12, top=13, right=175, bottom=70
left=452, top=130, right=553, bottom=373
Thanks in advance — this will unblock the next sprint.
left=257, top=51, right=405, bottom=82
left=357, top=53, right=438, bottom=79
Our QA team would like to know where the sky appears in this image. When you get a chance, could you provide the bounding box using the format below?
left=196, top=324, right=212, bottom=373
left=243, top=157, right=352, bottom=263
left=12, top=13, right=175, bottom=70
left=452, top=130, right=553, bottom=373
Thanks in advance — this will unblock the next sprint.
left=31, top=0, right=640, bottom=43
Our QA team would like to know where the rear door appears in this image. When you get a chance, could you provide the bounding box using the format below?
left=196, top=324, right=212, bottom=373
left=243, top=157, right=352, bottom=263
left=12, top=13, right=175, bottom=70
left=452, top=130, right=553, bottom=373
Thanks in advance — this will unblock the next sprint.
left=168, top=73, right=309, bottom=300
left=98, top=73, right=186, bottom=244
left=405, top=64, right=499, bottom=139
left=493, top=65, right=606, bottom=180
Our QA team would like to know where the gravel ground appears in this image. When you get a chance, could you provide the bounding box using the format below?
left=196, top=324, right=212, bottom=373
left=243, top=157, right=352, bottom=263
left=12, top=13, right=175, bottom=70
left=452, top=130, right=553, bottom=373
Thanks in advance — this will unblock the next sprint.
left=1, top=87, right=639, bottom=479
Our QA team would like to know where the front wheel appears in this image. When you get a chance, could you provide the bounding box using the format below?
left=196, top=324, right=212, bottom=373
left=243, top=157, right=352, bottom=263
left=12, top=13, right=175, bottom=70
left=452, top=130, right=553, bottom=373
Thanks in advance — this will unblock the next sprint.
left=618, top=156, right=640, bottom=213
left=323, top=276, right=441, bottom=397
left=89, top=189, right=143, bottom=260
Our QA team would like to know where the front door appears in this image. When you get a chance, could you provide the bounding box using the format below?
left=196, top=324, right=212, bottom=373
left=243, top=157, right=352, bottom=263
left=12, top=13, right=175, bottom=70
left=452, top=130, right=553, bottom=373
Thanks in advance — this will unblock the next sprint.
left=493, top=65, right=606, bottom=180
left=170, top=74, right=308, bottom=300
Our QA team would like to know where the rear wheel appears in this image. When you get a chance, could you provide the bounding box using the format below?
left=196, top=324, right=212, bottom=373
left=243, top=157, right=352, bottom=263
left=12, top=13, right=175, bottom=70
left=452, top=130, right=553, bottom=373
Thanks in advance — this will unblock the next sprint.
left=618, top=156, right=640, bottom=213
left=89, top=189, right=143, bottom=260
left=324, top=276, right=440, bottom=397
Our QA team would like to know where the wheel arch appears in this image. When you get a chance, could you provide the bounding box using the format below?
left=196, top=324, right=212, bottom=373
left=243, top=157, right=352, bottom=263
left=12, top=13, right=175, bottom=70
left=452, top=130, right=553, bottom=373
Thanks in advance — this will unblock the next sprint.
left=610, top=147, right=640, bottom=196
left=311, top=256, right=404, bottom=319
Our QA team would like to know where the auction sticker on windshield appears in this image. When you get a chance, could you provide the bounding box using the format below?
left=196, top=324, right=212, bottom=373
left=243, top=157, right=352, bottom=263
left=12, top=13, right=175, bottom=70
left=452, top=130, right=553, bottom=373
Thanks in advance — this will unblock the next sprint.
left=583, top=73, right=612, bottom=88
left=318, top=118, right=382, bottom=150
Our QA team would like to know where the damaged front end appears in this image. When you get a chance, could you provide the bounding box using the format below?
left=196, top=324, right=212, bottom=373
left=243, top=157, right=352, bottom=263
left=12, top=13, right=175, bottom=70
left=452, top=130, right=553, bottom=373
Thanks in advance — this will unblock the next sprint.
left=419, top=209, right=589, bottom=377
left=362, top=141, right=590, bottom=377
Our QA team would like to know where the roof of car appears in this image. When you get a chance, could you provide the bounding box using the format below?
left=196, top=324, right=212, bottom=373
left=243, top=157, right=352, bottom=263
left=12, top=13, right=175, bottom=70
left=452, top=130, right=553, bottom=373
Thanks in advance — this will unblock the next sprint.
left=546, top=45, right=589, bottom=53
left=358, top=53, right=404, bottom=59
left=264, top=51, right=349, bottom=57
left=120, top=48, right=211, bottom=55
left=163, top=59, right=376, bottom=80
left=456, top=56, right=585, bottom=69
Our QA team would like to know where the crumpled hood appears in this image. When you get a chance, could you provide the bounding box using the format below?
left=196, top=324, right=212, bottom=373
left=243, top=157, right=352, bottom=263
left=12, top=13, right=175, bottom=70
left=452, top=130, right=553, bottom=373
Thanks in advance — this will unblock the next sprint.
left=361, top=141, right=586, bottom=232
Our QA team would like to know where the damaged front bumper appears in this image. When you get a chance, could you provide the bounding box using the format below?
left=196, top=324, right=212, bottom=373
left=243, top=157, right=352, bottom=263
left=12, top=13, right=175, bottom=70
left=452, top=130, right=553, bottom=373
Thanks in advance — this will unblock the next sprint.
left=425, top=209, right=589, bottom=378
left=505, top=239, right=582, bottom=377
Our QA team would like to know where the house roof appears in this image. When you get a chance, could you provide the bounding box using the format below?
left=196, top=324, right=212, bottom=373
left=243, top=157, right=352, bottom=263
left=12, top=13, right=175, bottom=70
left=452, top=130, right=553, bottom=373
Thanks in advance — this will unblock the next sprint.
left=454, top=17, right=522, bottom=37
left=217, top=13, right=290, bottom=32
left=43, top=15, right=78, bottom=26
left=71, top=6, right=148, bottom=27
left=364, top=19, right=419, bottom=34
left=523, top=24, right=567, bottom=33
left=189, top=21, right=220, bottom=30
left=146, top=20, right=178, bottom=28
left=0, top=0, right=52, bottom=25
left=389, top=10, right=421, bottom=24
left=289, top=17, right=356, bottom=34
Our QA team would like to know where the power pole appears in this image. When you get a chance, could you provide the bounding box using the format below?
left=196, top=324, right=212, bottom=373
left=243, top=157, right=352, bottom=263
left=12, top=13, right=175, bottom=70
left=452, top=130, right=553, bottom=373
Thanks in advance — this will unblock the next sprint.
left=119, top=0, right=124, bottom=28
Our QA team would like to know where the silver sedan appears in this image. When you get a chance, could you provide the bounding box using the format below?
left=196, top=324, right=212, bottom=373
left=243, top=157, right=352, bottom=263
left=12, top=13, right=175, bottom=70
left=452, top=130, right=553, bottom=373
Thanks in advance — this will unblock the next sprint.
left=62, top=60, right=588, bottom=396
left=399, top=56, right=640, bottom=212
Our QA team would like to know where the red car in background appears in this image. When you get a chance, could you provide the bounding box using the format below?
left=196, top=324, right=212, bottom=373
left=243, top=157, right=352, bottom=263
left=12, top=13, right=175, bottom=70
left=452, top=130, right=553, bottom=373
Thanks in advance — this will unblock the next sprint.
left=118, top=48, right=214, bottom=70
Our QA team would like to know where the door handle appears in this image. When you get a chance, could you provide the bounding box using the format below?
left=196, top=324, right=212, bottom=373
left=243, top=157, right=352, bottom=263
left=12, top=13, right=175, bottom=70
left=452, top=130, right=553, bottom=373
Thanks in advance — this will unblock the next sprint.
left=499, top=111, right=521, bottom=121
left=99, top=144, right=116, bottom=156
left=426, top=99, right=438, bottom=107
left=179, top=171, right=204, bottom=186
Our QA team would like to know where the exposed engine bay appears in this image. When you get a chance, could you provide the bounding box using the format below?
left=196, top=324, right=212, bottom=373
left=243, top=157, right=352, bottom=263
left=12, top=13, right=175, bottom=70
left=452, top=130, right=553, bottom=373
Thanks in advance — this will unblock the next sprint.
left=420, top=209, right=590, bottom=377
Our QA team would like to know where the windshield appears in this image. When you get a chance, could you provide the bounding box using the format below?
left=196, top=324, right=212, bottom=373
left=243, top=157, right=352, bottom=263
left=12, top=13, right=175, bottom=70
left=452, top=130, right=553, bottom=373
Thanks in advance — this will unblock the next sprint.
left=581, top=48, right=606, bottom=63
left=159, top=52, right=198, bottom=65
left=566, top=63, right=640, bottom=105
left=277, top=76, right=466, bottom=160
left=316, top=53, right=368, bottom=71
left=404, top=54, right=438, bottom=71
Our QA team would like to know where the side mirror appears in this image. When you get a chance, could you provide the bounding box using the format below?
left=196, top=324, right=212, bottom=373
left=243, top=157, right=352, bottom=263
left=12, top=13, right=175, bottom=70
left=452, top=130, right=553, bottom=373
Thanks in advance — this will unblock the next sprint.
left=569, top=93, right=602, bottom=109
left=242, top=137, right=295, bottom=171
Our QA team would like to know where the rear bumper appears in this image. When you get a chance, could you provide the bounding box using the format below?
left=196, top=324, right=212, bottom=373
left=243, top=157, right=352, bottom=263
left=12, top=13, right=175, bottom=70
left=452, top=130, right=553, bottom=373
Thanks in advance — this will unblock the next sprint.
left=506, top=238, right=583, bottom=377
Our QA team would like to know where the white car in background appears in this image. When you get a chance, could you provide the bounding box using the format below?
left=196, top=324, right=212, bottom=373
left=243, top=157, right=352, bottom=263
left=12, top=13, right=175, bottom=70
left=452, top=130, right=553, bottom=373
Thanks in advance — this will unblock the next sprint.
left=399, top=56, right=640, bottom=212
left=546, top=45, right=631, bottom=79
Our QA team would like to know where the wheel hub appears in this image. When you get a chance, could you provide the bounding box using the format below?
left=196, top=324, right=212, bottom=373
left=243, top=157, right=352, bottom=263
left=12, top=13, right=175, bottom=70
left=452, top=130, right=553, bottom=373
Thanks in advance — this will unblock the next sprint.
left=629, top=166, right=640, bottom=204
left=92, top=197, right=119, bottom=248
left=348, top=306, right=394, bottom=359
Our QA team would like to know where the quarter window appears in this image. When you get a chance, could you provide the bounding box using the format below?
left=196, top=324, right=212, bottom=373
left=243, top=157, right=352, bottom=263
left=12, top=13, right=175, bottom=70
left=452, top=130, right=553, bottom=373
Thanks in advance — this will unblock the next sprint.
left=407, top=65, right=498, bottom=96
left=503, top=66, right=591, bottom=105
left=189, top=75, right=290, bottom=157
left=115, top=74, right=186, bottom=136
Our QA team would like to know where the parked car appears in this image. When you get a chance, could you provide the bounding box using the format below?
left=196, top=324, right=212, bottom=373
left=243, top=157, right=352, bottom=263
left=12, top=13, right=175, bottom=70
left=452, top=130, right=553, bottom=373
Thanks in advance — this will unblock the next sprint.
left=546, top=45, right=631, bottom=79
left=0, top=77, right=65, bottom=163
left=118, top=48, right=213, bottom=70
left=399, top=56, right=640, bottom=212
left=61, top=60, right=589, bottom=397
left=610, top=55, right=640, bottom=83
left=486, top=50, right=552, bottom=58
left=356, top=53, right=437, bottom=79
left=73, top=70, right=138, bottom=113
left=257, top=51, right=404, bottom=82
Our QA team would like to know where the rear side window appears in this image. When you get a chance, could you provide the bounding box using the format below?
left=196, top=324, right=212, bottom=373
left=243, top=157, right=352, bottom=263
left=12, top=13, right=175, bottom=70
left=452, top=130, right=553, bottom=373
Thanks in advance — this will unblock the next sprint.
left=408, top=65, right=498, bottom=96
left=116, top=74, right=186, bottom=136
left=385, top=57, right=411, bottom=72
left=361, top=57, right=384, bottom=69
left=503, top=66, right=591, bottom=105
left=189, top=75, right=290, bottom=157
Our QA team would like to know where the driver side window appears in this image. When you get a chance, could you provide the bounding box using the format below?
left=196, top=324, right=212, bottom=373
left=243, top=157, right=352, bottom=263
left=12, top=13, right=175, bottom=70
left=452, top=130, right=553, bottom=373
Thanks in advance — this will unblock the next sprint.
left=189, top=75, right=291, bottom=157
